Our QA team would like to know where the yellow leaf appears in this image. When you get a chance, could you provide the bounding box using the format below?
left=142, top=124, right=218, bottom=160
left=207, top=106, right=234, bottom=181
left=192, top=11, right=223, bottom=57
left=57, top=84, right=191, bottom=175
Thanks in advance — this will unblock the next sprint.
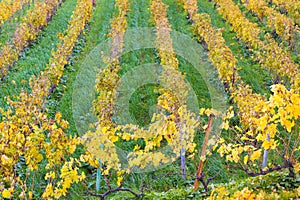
left=257, top=115, right=268, bottom=131
left=294, top=163, right=300, bottom=173
left=262, top=140, right=270, bottom=150
left=117, top=176, right=123, bottom=186
left=110, top=135, right=119, bottom=143
left=250, top=149, right=262, bottom=161
left=133, top=145, right=140, bottom=151
left=221, top=121, right=229, bottom=130
left=241, top=136, right=249, bottom=141
left=282, top=119, right=294, bottom=132
left=199, top=108, right=205, bottom=115
left=55, top=112, right=62, bottom=123
left=244, top=155, right=248, bottom=164
left=79, top=172, right=86, bottom=181
left=256, top=134, right=264, bottom=141
left=121, top=133, right=131, bottom=141
left=2, top=189, right=11, bottom=198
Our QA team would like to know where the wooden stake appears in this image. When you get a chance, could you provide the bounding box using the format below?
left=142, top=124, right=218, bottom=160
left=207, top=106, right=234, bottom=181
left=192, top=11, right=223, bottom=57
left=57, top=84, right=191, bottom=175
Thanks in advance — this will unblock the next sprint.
left=194, top=114, right=214, bottom=190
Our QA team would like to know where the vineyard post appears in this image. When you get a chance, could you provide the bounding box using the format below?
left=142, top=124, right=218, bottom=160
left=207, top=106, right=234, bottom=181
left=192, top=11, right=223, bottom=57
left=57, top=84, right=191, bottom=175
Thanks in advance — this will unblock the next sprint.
left=194, top=114, right=214, bottom=190
left=262, top=133, right=270, bottom=169
left=180, top=128, right=187, bottom=181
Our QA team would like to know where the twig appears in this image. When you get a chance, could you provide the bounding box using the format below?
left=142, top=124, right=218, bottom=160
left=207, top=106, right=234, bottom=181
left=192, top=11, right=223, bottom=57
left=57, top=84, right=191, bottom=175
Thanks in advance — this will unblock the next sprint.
left=241, top=161, right=292, bottom=177
left=86, top=184, right=143, bottom=200
left=196, top=170, right=221, bottom=191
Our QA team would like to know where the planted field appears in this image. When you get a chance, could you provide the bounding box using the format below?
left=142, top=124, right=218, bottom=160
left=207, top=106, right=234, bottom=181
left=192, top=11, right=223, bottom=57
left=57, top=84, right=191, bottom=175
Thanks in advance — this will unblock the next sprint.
left=0, top=0, right=299, bottom=199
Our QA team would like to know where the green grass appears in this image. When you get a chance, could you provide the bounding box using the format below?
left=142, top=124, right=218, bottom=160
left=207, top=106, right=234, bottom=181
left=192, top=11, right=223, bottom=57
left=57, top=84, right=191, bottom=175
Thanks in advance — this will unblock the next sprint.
left=164, top=0, right=211, bottom=109
left=127, top=0, right=152, bottom=27
left=120, top=0, right=213, bottom=129
left=53, top=0, right=116, bottom=136
left=47, top=0, right=116, bottom=198
left=164, top=0, right=235, bottom=184
left=106, top=0, right=226, bottom=196
left=119, top=0, right=158, bottom=127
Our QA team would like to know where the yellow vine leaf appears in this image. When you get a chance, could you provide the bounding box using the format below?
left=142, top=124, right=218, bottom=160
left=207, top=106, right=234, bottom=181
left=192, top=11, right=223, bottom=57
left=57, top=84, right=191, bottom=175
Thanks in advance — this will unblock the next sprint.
left=250, top=149, right=262, bottom=161
left=2, top=189, right=11, bottom=198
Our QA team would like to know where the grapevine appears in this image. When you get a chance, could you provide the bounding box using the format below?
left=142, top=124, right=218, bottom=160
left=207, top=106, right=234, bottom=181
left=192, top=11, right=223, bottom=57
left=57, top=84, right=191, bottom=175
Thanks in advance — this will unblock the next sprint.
left=241, top=0, right=299, bottom=46
left=0, top=0, right=299, bottom=198
left=212, top=0, right=299, bottom=88
left=0, top=0, right=63, bottom=78
left=179, top=0, right=300, bottom=194
left=0, top=0, right=31, bottom=26
left=0, top=0, right=93, bottom=198
left=268, top=0, right=300, bottom=24
left=85, top=0, right=199, bottom=185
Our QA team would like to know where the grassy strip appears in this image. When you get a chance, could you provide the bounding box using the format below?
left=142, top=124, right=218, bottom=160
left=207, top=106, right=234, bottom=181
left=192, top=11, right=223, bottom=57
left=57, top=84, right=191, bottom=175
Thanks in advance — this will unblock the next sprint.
left=121, top=0, right=211, bottom=125
left=50, top=0, right=116, bottom=198
left=0, top=0, right=94, bottom=198
left=117, top=0, right=188, bottom=195
left=0, top=0, right=77, bottom=108
left=53, top=0, right=115, bottom=138
left=127, top=0, right=152, bottom=27
left=196, top=0, right=273, bottom=95
left=117, top=0, right=183, bottom=195
left=164, top=0, right=211, bottom=109
left=143, top=170, right=299, bottom=199
left=119, top=0, right=157, bottom=126
left=164, top=0, right=236, bottom=185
